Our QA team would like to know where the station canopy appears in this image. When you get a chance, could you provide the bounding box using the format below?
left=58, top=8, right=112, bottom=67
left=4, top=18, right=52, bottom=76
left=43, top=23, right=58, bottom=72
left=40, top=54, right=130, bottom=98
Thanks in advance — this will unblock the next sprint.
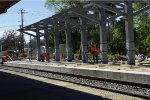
left=18, top=1, right=150, bottom=37
left=0, top=0, right=19, bottom=14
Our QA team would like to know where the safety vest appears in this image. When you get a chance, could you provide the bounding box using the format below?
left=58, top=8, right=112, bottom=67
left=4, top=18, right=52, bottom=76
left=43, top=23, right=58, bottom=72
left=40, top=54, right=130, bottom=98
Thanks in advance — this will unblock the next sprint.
left=42, top=53, right=50, bottom=59
left=91, top=45, right=98, bottom=52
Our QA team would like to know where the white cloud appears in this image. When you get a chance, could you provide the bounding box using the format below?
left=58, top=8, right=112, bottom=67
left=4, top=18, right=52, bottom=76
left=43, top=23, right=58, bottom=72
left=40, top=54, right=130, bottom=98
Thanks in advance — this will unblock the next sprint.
left=0, top=30, right=6, bottom=38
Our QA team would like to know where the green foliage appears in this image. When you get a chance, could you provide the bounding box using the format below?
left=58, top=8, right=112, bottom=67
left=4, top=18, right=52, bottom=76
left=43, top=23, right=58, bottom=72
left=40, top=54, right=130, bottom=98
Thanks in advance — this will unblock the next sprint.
left=108, top=54, right=126, bottom=60
left=20, top=54, right=28, bottom=57
left=112, top=19, right=125, bottom=42
left=49, top=34, right=54, bottom=47
left=108, top=2, right=150, bottom=56
left=88, top=27, right=99, bottom=45
left=45, top=0, right=81, bottom=12
left=44, top=1, right=150, bottom=57
left=108, top=19, right=126, bottom=55
left=133, top=3, right=150, bottom=56
left=133, top=2, right=147, bottom=11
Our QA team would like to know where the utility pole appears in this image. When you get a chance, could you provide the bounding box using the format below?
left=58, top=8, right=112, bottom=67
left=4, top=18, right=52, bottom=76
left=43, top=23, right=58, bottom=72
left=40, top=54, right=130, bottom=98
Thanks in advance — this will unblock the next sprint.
left=21, top=9, right=25, bottom=56
left=30, top=35, right=32, bottom=56
left=1, top=44, right=2, bottom=63
left=19, top=25, right=22, bottom=54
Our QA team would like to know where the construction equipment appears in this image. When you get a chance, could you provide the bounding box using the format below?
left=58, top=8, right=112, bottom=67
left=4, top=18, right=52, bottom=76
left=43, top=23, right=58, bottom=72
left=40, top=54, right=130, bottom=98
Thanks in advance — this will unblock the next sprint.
left=1, top=50, right=15, bottom=64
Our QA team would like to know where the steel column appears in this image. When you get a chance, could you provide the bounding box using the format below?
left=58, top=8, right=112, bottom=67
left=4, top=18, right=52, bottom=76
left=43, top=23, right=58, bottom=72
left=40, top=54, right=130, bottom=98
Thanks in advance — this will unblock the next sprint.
left=36, top=30, right=41, bottom=61
left=99, top=9, right=108, bottom=64
left=30, top=35, right=32, bottom=56
left=54, top=29, right=60, bottom=61
left=65, top=23, right=72, bottom=62
left=80, top=18, right=88, bottom=63
left=125, top=2, right=135, bottom=65
left=44, top=30, right=49, bottom=53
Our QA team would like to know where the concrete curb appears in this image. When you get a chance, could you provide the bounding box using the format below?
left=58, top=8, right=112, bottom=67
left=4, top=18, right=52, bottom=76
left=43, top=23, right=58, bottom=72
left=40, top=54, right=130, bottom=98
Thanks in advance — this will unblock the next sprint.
left=3, top=62, right=150, bottom=85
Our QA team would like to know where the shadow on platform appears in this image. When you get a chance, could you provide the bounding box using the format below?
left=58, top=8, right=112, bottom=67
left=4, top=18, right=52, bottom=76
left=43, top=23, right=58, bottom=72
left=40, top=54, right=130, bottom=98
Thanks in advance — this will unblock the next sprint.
left=0, top=71, right=110, bottom=100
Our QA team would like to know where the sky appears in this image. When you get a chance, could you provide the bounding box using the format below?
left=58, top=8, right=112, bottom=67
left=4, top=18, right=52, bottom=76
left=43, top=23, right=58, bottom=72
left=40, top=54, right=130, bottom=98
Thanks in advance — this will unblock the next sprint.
left=0, top=0, right=55, bottom=42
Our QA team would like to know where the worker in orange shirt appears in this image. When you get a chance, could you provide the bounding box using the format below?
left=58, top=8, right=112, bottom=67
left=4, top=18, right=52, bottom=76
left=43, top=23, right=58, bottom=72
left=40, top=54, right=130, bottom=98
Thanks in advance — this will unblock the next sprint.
left=89, top=43, right=100, bottom=63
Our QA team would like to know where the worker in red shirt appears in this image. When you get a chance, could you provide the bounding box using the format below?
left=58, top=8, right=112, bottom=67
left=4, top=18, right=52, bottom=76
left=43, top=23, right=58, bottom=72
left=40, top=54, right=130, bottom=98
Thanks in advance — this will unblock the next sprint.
left=89, top=43, right=100, bottom=63
left=40, top=52, right=50, bottom=62
left=46, top=53, right=50, bottom=62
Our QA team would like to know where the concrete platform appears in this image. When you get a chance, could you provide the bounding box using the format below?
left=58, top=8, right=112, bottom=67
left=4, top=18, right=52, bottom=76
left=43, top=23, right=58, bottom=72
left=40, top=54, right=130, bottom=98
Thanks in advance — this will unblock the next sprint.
left=3, top=61, right=150, bottom=85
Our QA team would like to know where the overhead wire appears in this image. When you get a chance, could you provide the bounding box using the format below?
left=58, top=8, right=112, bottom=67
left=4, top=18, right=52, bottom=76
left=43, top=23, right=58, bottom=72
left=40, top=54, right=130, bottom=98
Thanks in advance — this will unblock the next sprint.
left=0, top=25, right=20, bottom=29
left=0, top=10, right=53, bottom=30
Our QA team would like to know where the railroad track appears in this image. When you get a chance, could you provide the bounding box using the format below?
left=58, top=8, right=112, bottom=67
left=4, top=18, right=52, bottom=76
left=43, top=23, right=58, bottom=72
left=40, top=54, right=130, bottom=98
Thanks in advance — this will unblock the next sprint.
left=0, top=65, right=150, bottom=99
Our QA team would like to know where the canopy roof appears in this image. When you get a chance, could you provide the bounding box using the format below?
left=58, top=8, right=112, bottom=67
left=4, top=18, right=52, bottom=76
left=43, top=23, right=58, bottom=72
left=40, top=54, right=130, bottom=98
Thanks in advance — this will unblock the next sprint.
left=0, top=0, right=19, bottom=14
left=18, top=1, right=150, bottom=37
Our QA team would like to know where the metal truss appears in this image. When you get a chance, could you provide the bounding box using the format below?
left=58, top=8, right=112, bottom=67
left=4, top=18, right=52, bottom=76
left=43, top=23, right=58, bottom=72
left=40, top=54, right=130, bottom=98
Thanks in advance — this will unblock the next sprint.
left=17, top=1, right=150, bottom=64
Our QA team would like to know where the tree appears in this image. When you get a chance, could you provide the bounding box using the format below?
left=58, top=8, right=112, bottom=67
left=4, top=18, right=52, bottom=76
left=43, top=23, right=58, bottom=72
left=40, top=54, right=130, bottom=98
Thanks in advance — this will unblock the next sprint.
left=133, top=3, right=150, bottom=56
left=108, top=19, right=126, bottom=55
left=88, top=26, right=100, bottom=46
left=0, top=30, right=21, bottom=51
left=108, top=3, right=150, bottom=56
left=45, top=0, right=81, bottom=12
left=45, top=1, right=150, bottom=57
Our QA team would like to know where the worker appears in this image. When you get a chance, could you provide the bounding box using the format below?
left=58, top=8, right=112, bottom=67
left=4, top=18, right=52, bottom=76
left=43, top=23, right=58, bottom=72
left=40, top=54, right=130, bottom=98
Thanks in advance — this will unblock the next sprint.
left=89, top=43, right=100, bottom=63
left=46, top=53, right=50, bottom=62
left=41, top=53, right=45, bottom=62
left=2, top=55, right=10, bottom=64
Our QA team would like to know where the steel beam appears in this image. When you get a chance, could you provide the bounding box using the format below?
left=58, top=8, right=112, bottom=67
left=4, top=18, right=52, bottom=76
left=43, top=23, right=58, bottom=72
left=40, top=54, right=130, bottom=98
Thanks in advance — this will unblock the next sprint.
left=107, top=14, right=120, bottom=21
left=133, top=5, right=150, bottom=16
left=23, top=31, right=36, bottom=37
left=55, top=13, right=96, bottom=29
left=113, top=3, right=124, bottom=8
left=70, top=10, right=100, bottom=24
left=17, top=30, right=37, bottom=37
left=94, top=2, right=126, bottom=16
left=32, top=30, right=44, bottom=37
left=55, top=16, right=79, bottom=27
